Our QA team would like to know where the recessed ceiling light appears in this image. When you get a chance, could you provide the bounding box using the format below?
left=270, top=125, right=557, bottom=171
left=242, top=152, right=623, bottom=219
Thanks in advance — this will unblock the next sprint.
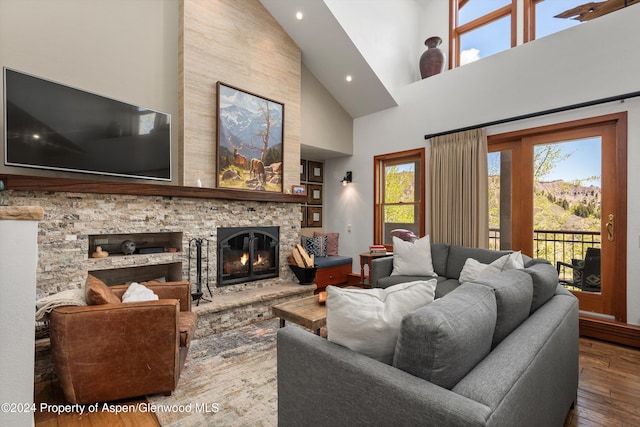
left=346, top=75, right=353, bottom=82
left=296, top=11, right=303, bottom=20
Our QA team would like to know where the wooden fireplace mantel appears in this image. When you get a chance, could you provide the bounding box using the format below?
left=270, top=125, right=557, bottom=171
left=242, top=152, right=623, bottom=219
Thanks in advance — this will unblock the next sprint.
left=0, top=174, right=307, bottom=203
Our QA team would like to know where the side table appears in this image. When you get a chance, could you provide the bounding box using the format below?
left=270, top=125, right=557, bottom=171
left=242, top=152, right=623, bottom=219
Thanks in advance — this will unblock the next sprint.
left=359, top=252, right=393, bottom=287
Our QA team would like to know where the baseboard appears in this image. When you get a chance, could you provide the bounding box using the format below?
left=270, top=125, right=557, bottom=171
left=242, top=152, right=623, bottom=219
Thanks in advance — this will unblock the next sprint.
left=579, top=314, right=640, bottom=348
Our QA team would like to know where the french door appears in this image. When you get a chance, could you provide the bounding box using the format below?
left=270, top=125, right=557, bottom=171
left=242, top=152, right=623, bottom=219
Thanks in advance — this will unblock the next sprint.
left=488, top=113, right=627, bottom=320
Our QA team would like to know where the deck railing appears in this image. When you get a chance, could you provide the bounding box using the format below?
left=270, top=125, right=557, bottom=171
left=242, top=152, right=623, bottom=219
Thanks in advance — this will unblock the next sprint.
left=489, top=228, right=601, bottom=269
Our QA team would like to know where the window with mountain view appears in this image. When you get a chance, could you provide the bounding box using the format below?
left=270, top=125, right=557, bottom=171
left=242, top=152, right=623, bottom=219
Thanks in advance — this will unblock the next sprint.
left=487, top=113, right=627, bottom=320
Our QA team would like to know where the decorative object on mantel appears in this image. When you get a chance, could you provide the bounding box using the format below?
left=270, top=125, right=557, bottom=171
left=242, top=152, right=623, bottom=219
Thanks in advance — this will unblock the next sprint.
left=216, top=82, right=284, bottom=193
left=0, top=179, right=6, bottom=206
left=91, top=246, right=109, bottom=258
left=419, top=36, right=446, bottom=79
left=189, top=238, right=212, bottom=305
left=120, top=239, right=136, bottom=255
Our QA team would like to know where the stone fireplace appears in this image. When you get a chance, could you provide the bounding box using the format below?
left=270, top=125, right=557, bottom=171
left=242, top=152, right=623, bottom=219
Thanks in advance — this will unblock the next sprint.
left=217, top=226, right=279, bottom=286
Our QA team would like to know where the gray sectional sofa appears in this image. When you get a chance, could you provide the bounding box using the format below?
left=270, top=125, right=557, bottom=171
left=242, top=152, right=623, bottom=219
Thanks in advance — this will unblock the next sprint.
left=371, top=244, right=532, bottom=297
left=277, top=245, right=579, bottom=427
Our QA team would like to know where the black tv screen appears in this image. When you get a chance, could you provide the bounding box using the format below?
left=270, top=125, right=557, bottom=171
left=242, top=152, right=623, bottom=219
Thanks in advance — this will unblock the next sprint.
left=3, top=68, right=171, bottom=181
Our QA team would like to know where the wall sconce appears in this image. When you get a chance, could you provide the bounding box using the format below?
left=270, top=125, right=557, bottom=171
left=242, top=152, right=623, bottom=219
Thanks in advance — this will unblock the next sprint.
left=341, top=171, right=352, bottom=186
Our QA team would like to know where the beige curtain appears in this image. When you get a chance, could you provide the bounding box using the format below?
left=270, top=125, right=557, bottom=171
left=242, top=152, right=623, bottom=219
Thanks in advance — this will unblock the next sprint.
left=429, top=128, right=488, bottom=248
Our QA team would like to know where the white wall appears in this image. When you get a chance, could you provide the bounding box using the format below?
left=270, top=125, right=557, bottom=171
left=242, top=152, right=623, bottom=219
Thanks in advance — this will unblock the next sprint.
left=301, top=64, right=353, bottom=157
left=0, top=215, right=40, bottom=427
left=325, top=5, right=640, bottom=325
left=325, top=0, right=423, bottom=95
left=0, top=0, right=179, bottom=182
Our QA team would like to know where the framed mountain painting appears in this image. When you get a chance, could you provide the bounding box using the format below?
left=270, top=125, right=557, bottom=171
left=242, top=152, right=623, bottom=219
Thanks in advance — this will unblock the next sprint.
left=216, top=82, right=284, bottom=192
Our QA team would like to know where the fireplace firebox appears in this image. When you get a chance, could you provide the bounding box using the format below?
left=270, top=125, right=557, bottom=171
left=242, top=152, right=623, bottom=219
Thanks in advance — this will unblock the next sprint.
left=217, top=226, right=279, bottom=286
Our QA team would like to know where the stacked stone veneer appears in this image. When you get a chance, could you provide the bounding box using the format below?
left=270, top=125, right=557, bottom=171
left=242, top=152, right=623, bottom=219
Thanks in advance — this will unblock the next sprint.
left=5, top=190, right=302, bottom=299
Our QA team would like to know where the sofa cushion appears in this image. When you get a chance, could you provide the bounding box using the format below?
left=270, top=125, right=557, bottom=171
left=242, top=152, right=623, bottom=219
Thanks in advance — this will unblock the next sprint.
left=302, top=235, right=327, bottom=257
left=313, top=255, right=352, bottom=269
left=430, top=243, right=450, bottom=277
left=313, top=232, right=339, bottom=256
left=459, top=251, right=524, bottom=284
left=122, top=282, right=159, bottom=303
left=446, top=245, right=511, bottom=280
left=326, top=280, right=437, bottom=364
left=434, top=278, right=460, bottom=299
left=522, top=259, right=559, bottom=313
left=474, top=270, right=533, bottom=347
left=393, top=283, right=497, bottom=389
left=377, top=274, right=432, bottom=289
left=391, top=235, right=437, bottom=277
left=85, top=274, right=121, bottom=305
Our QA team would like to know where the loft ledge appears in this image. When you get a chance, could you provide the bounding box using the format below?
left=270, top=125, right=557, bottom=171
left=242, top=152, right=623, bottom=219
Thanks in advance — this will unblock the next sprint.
left=0, top=174, right=306, bottom=204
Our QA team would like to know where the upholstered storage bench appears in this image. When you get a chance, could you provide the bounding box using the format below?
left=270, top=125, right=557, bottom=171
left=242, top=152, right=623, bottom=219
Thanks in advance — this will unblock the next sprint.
left=313, top=256, right=352, bottom=293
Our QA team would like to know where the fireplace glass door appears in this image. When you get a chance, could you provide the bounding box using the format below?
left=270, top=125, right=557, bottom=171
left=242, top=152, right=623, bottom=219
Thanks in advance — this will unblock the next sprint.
left=217, top=226, right=279, bottom=286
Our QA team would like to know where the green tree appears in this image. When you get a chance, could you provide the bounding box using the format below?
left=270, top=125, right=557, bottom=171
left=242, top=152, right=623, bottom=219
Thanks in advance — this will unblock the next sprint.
left=384, top=166, right=415, bottom=223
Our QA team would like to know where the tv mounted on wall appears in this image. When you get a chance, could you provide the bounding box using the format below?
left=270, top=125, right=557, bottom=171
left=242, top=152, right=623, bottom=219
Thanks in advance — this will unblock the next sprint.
left=3, top=68, right=172, bottom=181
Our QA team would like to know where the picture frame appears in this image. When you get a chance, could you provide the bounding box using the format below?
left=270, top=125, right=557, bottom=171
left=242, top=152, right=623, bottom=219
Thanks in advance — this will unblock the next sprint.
left=307, top=184, right=323, bottom=205
left=216, top=82, right=284, bottom=192
left=292, top=184, right=307, bottom=196
left=300, top=159, right=307, bottom=182
left=301, top=206, right=307, bottom=228
left=307, top=160, right=323, bottom=182
left=307, top=206, right=322, bottom=227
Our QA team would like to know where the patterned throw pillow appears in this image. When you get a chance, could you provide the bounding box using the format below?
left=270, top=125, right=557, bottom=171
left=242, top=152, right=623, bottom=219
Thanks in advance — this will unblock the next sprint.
left=313, top=232, right=339, bottom=256
left=302, top=235, right=328, bottom=257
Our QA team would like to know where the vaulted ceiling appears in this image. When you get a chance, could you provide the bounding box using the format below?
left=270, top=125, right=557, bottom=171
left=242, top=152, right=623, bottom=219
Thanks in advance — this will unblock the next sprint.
left=259, top=0, right=398, bottom=119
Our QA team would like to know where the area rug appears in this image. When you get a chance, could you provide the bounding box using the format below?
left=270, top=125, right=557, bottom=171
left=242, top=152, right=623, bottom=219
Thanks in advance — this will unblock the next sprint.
left=147, top=319, right=280, bottom=426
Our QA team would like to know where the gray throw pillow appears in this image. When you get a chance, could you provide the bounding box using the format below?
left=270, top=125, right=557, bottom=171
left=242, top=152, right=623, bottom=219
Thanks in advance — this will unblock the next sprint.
left=521, top=260, right=559, bottom=313
left=392, top=283, right=497, bottom=390
left=474, top=270, right=533, bottom=347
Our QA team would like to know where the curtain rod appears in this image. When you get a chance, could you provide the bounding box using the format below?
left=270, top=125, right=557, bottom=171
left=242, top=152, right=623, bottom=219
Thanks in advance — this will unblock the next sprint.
left=423, top=90, right=640, bottom=140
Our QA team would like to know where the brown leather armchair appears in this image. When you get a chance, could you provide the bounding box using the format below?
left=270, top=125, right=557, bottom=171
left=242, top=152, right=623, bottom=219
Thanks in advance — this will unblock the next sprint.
left=49, top=280, right=197, bottom=404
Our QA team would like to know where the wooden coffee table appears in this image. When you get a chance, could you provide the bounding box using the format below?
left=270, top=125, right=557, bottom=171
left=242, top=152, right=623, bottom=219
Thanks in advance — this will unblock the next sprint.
left=272, top=295, right=326, bottom=335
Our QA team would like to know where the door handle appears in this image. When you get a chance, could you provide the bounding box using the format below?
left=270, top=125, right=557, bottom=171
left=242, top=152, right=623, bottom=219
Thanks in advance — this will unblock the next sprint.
left=606, top=214, right=614, bottom=242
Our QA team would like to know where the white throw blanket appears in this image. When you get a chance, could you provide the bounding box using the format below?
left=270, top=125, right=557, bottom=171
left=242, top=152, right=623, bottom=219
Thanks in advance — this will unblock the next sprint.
left=35, top=288, right=86, bottom=321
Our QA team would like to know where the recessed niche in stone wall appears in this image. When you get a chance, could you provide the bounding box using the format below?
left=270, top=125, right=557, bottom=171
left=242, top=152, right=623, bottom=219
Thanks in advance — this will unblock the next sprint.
left=88, top=232, right=183, bottom=258
left=89, top=262, right=183, bottom=286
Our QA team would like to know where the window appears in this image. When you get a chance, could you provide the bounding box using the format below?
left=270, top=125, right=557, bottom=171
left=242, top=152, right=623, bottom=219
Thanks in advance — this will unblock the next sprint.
left=374, top=148, right=425, bottom=247
left=451, top=0, right=623, bottom=68
left=450, top=0, right=515, bottom=68
left=528, top=0, right=586, bottom=41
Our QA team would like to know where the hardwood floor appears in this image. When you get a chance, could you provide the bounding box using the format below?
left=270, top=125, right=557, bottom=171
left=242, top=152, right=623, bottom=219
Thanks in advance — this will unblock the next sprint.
left=34, top=337, right=640, bottom=426
left=565, top=338, right=640, bottom=426
left=34, top=381, right=160, bottom=427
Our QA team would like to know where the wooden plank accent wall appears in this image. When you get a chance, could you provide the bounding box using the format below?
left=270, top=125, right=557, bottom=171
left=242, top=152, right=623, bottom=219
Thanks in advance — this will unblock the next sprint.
left=180, top=0, right=301, bottom=190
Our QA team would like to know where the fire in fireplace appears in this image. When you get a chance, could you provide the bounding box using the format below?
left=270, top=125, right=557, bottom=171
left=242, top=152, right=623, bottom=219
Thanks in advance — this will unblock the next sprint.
left=217, top=226, right=279, bottom=286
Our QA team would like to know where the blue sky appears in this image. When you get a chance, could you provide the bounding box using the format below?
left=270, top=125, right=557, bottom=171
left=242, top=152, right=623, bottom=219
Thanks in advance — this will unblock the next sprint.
left=459, top=0, right=583, bottom=64
left=488, top=137, right=602, bottom=187
left=538, top=138, right=601, bottom=187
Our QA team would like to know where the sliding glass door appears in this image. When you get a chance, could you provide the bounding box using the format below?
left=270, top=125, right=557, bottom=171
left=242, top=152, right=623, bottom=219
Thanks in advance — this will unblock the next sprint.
left=488, top=114, right=627, bottom=320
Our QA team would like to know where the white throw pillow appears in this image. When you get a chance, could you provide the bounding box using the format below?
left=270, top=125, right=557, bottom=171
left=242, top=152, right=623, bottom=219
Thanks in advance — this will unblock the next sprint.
left=503, top=251, right=525, bottom=270
left=122, top=282, right=159, bottom=303
left=391, top=235, right=437, bottom=277
left=459, top=251, right=524, bottom=284
left=326, top=279, right=437, bottom=364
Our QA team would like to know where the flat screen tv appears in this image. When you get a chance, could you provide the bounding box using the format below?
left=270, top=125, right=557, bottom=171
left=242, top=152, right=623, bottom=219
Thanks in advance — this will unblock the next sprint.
left=3, top=68, right=171, bottom=181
